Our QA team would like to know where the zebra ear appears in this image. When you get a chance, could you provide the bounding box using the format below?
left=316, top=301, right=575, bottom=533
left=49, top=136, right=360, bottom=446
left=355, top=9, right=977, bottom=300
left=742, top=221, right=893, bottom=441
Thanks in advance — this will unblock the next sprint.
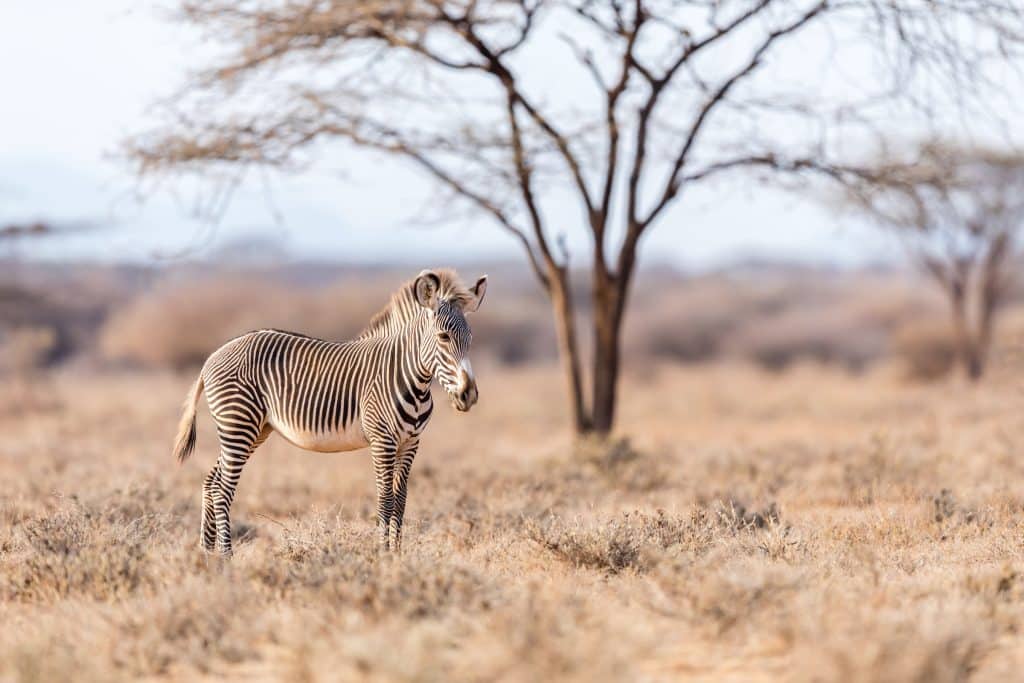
left=414, top=270, right=441, bottom=310
left=467, top=275, right=487, bottom=313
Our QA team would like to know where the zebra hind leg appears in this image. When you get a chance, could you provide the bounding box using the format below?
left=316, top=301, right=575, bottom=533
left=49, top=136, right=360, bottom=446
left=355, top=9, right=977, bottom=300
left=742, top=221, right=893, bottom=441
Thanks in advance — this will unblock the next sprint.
left=213, top=450, right=250, bottom=557
left=211, top=422, right=269, bottom=557
left=200, top=465, right=220, bottom=552
left=213, top=423, right=272, bottom=556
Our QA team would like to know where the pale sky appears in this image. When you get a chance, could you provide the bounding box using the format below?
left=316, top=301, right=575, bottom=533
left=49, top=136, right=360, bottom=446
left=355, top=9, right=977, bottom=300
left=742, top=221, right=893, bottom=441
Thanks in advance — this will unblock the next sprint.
left=0, top=1, right=929, bottom=269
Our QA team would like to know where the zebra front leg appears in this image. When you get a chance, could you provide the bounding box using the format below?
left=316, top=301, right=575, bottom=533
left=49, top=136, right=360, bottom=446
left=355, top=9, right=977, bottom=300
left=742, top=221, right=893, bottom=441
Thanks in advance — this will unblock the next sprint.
left=371, top=439, right=397, bottom=551
left=390, top=438, right=419, bottom=552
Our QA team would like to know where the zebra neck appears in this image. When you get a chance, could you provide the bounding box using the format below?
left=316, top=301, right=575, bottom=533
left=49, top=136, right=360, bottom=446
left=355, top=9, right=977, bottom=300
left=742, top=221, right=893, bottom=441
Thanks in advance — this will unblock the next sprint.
left=407, top=319, right=436, bottom=389
left=359, top=284, right=422, bottom=339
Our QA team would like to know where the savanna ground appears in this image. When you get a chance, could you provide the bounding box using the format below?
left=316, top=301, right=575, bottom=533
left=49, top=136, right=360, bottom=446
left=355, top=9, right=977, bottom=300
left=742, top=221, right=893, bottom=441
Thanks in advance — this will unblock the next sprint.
left=3, top=359, right=1024, bottom=682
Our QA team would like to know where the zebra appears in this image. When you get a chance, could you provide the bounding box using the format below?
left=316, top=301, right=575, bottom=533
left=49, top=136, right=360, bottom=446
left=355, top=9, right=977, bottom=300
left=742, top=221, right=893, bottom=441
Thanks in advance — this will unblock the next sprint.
left=171, top=269, right=487, bottom=555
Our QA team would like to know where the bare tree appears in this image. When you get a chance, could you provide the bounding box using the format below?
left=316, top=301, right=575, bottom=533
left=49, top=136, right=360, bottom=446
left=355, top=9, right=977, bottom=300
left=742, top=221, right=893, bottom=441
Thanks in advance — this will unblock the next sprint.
left=0, top=220, right=95, bottom=280
left=0, top=220, right=93, bottom=399
left=837, top=142, right=1024, bottom=380
left=128, top=0, right=1024, bottom=436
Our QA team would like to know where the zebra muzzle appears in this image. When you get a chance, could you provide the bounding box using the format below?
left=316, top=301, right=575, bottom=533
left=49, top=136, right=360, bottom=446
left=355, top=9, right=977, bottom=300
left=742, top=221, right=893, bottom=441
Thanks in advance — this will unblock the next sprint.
left=452, top=378, right=478, bottom=412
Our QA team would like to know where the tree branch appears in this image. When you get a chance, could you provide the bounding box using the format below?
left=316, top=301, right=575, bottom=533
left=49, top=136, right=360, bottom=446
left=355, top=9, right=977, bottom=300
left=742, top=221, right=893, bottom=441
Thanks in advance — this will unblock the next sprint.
left=503, top=90, right=562, bottom=279
left=444, top=9, right=597, bottom=215
left=641, top=1, right=829, bottom=231
left=593, top=0, right=645, bottom=276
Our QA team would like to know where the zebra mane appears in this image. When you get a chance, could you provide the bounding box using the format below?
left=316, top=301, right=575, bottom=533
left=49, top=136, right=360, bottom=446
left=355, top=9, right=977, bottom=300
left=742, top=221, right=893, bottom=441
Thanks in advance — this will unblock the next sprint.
left=358, top=268, right=474, bottom=339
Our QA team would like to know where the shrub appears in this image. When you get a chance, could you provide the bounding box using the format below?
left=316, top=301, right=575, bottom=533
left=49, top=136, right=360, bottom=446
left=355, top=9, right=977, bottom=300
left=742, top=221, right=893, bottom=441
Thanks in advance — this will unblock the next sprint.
left=98, top=274, right=557, bottom=370
left=98, top=277, right=382, bottom=370
left=0, top=325, right=58, bottom=374
left=891, top=319, right=957, bottom=381
left=527, top=509, right=720, bottom=574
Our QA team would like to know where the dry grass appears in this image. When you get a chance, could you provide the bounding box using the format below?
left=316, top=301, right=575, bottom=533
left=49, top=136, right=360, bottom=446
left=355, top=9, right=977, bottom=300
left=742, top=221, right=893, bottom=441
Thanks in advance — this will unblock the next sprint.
left=2, top=361, right=1024, bottom=681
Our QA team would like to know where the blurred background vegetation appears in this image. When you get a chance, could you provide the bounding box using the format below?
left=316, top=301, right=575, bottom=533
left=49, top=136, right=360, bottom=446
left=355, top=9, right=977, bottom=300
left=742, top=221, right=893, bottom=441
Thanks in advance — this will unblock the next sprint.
left=5, top=248, right=1019, bottom=383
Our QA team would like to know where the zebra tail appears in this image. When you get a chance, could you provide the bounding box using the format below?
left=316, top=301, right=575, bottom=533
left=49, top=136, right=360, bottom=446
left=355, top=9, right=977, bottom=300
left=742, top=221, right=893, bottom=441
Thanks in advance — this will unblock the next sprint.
left=172, top=374, right=204, bottom=464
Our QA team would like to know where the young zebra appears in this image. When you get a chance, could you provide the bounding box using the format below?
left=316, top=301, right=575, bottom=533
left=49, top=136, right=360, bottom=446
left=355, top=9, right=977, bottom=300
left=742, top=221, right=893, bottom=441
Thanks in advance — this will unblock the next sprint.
left=172, top=269, right=487, bottom=555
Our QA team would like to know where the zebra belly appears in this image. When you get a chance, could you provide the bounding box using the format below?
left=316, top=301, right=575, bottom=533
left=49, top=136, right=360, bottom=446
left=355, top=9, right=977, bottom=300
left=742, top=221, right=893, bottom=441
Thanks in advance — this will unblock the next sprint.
left=270, top=418, right=370, bottom=453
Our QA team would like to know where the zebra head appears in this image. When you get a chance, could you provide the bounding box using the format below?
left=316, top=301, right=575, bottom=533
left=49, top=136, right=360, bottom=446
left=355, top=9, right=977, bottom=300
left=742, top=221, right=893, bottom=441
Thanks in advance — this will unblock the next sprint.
left=414, top=270, right=487, bottom=412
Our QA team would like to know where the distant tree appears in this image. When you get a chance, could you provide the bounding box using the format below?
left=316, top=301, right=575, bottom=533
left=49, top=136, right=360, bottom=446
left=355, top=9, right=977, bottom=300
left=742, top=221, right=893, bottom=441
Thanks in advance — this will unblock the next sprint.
left=0, top=220, right=94, bottom=257
left=0, top=220, right=91, bottom=384
left=128, top=1, right=1024, bottom=436
left=838, top=142, right=1024, bottom=380
left=0, top=221, right=54, bottom=240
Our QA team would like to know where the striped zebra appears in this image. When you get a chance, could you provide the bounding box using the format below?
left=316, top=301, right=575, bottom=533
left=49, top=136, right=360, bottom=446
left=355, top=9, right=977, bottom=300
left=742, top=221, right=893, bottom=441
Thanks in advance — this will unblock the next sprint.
left=172, top=269, right=487, bottom=555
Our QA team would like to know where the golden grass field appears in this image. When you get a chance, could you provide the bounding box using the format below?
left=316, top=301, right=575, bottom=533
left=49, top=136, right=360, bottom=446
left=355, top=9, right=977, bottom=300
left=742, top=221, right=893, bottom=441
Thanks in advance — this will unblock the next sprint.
left=3, top=360, right=1024, bottom=682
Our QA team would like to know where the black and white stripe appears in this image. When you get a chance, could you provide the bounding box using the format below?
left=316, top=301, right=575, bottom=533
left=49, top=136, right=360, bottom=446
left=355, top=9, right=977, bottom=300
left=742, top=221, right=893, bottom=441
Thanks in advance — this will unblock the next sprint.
left=172, top=269, right=487, bottom=555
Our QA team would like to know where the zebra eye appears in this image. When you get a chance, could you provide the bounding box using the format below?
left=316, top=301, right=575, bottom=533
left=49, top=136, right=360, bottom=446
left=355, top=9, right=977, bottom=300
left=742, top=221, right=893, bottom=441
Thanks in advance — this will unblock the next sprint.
left=438, top=332, right=451, bottom=343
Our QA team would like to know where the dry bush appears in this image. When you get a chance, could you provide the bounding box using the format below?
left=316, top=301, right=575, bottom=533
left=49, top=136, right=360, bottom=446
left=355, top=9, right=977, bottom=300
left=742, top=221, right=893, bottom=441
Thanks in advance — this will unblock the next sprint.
left=668, top=560, right=805, bottom=637
left=99, top=276, right=279, bottom=369
left=724, top=305, right=887, bottom=371
left=718, top=276, right=933, bottom=371
left=892, top=318, right=958, bottom=381
left=108, top=578, right=271, bottom=677
left=2, top=493, right=186, bottom=603
left=0, top=326, right=63, bottom=415
left=570, top=436, right=675, bottom=492
left=0, top=279, right=110, bottom=367
left=250, top=516, right=495, bottom=619
left=272, top=581, right=641, bottom=683
left=792, top=603, right=992, bottom=683
left=99, top=276, right=383, bottom=369
left=471, top=306, right=556, bottom=365
left=97, top=273, right=555, bottom=370
left=0, top=326, right=58, bottom=374
left=528, top=502, right=780, bottom=575
left=626, top=270, right=940, bottom=371
left=449, top=583, right=641, bottom=683
left=527, top=510, right=712, bottom=574
left=983, top=308, right=1024, bottom=377
left=624, top=274, right=788, bottom=364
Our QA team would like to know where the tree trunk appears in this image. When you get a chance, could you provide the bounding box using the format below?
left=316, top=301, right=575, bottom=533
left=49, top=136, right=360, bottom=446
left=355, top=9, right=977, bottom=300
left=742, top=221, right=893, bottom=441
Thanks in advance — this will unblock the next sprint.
left=948, top=277, right=981, bottom=381
left=591, top=296, right=622, bottom=435
left=593, top=307, right=622, bottom=436
left=590, top=258, right=636, bottom=436
left=965, top=291, right=986, bottom=381
left=965, top=347, right=984, bottom=381
left=971, top=233, right=1010, bottom=381
left=972, top=283, right=999, bottom=381
left=549, top=267, right=591, bottom=434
